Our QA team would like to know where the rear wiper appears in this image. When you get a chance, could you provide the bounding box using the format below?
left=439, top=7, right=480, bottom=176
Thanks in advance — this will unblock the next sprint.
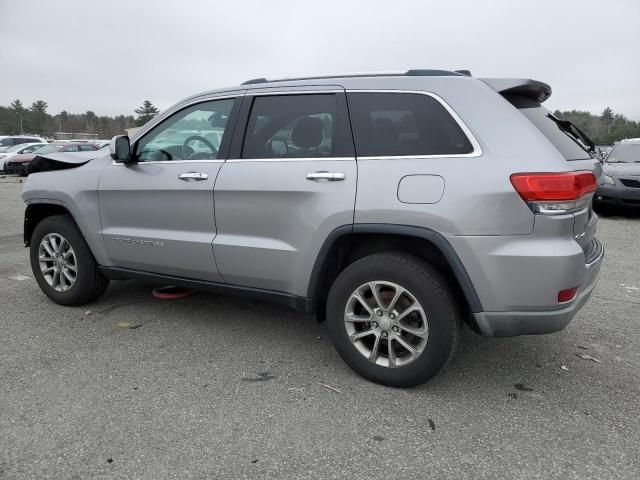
left=547, top=114, right=596, bottom=153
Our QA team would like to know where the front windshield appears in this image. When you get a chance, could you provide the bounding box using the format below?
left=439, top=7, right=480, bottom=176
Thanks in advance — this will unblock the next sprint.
left=5, top=144, right=30, bottom=153
left=607, top=143, right=640, bottom=163
left=33, top=144, right=65, bottom=155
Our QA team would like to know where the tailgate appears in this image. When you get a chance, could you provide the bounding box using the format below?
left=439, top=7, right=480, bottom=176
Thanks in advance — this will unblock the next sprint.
left=570, top=159, right=603, bottom=262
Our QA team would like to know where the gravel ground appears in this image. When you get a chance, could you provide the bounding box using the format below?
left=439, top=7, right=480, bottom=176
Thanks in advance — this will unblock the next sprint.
left=1, top=176, right=639, bottom=479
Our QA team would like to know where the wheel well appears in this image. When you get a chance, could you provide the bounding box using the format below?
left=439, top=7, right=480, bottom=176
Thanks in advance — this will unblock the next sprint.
left=24, top=204, right=72, bottom=246
left=312, top=232, right=480, bottom=331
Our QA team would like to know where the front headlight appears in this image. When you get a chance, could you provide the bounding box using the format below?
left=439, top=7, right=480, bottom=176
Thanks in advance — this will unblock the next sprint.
left=604, top=175, right=615, bottom=185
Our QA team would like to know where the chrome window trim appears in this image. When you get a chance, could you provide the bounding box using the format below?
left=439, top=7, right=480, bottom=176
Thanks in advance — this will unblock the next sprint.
left=110, top=159, right=225, bottom=166
left=226, top=157, right=355, bottom=163
left=344, top=89, right=483, bottom=159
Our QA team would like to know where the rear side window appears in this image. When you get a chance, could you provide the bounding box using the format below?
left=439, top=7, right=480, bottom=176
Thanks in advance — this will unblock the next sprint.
left=347, top=92, right=474, bottom=157
left=242, top=94, right=341, bottom=159
left=504, top=94, right=593, bottom=161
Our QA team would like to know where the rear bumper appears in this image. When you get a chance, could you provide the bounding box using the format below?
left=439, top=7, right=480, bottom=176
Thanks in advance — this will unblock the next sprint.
left=472, top=240, right=604, bottom=336
left=595, top=184, right=640, bottom=207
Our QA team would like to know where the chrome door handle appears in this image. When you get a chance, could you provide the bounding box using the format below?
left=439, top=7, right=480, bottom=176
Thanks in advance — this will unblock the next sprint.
left=306, top=171, right=345, bottom=182
left=178, top=172, right=209, bottom=181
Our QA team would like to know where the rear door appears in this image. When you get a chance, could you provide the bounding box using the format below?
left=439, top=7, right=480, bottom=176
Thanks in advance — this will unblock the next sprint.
left=212, top=87, right=356, bottom=295
left=98, top=94, right=242, bottom=281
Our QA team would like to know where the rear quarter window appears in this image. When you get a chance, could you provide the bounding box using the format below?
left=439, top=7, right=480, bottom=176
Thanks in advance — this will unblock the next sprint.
left=347, top=92, right=474, bottom=157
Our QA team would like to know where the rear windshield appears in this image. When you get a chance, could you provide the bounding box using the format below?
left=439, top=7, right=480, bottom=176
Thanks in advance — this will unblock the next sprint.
left=504, top=94, right=593, bottom=161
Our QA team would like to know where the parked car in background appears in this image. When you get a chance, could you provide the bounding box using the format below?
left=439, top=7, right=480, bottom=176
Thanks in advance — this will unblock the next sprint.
left=91, top=140, right=111, bottom=149
left=0, top=143, right=47, bottom=171
left=21, top=70, right=603, bottom=387
left=595, top=138, right=640, bottom=209
left=4, top=142, right=97, bottom=175
left=0, top=135, right=47, bottom=151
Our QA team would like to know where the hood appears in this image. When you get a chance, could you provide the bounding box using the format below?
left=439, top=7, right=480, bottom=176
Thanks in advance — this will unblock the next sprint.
left=28, top=150, right=106, bottom=174
left=603, top=162, right=640, bottom=176
left=7, top=153, right=36, bottom=163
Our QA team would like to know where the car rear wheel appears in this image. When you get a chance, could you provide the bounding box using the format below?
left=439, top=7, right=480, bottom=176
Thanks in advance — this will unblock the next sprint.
left=30, top=215, right=109, bottom=305
left=326, top=252, right=461, bottom=387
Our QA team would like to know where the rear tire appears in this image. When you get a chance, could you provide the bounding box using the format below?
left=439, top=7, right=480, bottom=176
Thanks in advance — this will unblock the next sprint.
left=326, top=252, right=461, bottom=387
left=30, top=215, right=109, bottom=306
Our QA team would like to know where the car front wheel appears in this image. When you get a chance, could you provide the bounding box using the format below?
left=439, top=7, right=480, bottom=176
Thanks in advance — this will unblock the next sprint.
left=30, top=215, right=109, bottom=305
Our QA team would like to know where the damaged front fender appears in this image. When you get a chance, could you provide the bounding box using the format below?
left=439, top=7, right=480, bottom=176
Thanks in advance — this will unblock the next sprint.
left=28, top=151, right=106, bottom=174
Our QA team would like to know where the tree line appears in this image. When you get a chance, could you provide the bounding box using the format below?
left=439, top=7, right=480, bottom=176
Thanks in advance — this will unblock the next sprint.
left=0, top=98, right=638, bottom=145
left=0, top=99, right=160, bottom=139
left=552, top=107, right=640, bottom=145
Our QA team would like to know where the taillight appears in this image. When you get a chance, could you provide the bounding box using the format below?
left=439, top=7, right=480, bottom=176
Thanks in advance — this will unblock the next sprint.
left=510, top=171, right=597, bottom=215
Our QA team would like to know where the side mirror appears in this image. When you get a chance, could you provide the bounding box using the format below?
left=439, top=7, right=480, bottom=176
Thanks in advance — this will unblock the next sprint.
left=110, top=135, right=132, bottom=163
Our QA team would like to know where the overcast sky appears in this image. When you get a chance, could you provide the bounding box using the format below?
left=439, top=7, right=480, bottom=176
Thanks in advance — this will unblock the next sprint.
left=1, top=0, right=639, bottom=119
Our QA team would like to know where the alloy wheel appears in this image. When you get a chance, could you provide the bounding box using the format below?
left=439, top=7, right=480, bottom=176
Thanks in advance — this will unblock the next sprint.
left=344, top=281, right=429, bottom=367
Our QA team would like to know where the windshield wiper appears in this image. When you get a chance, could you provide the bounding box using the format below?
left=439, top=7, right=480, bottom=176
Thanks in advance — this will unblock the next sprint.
left=546, top=114, right=596, bottom=154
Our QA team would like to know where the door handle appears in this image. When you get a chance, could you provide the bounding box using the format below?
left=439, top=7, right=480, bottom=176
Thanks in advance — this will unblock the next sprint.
left=178, top=172, right=209, bottom=181
left=306, top=171, right=345, bottom=182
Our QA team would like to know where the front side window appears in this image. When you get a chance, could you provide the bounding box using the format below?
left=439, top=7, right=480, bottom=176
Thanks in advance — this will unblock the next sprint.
left=79, top=145, right=96, bottom=151
left=5, top=144, right=28, bottom=153
left=348, top=92, right=474, bottom=157
left=0, top=138, right=14, bottom=147
left=242, top=94, right=338, bottom=159
left=135, top=98, right=235, bottom=162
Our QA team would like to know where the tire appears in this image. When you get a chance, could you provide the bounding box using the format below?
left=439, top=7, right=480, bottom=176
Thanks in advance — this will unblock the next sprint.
left=30, top=214, right=109, bottom=306
left=326, top=252, right=461, bottom=388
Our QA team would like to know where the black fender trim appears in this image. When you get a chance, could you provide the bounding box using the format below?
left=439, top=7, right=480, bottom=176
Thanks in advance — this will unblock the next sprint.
left=307, top=223, right=483, bottom=313
left=99, top=266, right=315, bottom=313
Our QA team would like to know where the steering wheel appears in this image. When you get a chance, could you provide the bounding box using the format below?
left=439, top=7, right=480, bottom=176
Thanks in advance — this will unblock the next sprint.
left=183, top=135, right=218, bottom=160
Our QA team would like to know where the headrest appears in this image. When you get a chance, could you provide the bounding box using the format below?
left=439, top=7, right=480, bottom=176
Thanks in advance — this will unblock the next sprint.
left=374, top=117, right=398, bottom=142
left=291, top=117, right=324, bottom=149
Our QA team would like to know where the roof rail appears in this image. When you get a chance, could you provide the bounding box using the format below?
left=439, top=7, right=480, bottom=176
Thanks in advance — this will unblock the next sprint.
left=241, top=69, right=468, bottom=85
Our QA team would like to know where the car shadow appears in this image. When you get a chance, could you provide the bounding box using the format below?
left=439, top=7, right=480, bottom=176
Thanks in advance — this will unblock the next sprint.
left=96, top=278, right=569, bottom=394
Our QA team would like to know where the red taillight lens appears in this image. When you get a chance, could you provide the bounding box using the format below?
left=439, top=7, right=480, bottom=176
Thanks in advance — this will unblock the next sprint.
left=510, top=172, right=597, bottom=201
left=558, top=287, right=579, bottom=303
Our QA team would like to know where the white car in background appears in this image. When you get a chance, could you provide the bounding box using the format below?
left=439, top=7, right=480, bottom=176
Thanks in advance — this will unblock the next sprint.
left=0, top=143, right=47, bottom=171
left=0, top=135, right=47, bottom=152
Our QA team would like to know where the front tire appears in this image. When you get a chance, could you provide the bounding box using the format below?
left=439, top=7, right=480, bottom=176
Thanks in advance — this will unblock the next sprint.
left=326, top=253, right=461, bottom=387
left=30, top=215, right=109, bottom=306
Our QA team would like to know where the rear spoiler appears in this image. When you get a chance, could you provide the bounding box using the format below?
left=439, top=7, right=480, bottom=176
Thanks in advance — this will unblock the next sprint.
left=481, top=78, right=552, bottom=103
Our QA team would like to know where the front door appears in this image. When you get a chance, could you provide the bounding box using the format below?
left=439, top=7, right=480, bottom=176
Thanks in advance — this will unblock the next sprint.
left=213, top=88, right=357, bottom=296
left=98, top=95, right=242, bottom=281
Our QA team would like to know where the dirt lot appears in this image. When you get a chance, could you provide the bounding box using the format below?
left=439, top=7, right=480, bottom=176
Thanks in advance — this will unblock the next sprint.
left=1, top=175, right=639, bottom=479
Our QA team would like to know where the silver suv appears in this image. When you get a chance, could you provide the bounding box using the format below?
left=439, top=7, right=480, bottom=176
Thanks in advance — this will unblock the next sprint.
left=22, top=70, right=604, bottom=387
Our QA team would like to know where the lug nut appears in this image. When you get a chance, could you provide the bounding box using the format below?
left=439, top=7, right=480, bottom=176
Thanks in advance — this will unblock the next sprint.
left=372, top=322, right=378, bottom=328
left=389, top=313, right=396, bottom=320
left=381, top=331, right=388, bottom=338
left=392, top=326, right=399, bottom=333
left=376, top=310, right=383, bottom=317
